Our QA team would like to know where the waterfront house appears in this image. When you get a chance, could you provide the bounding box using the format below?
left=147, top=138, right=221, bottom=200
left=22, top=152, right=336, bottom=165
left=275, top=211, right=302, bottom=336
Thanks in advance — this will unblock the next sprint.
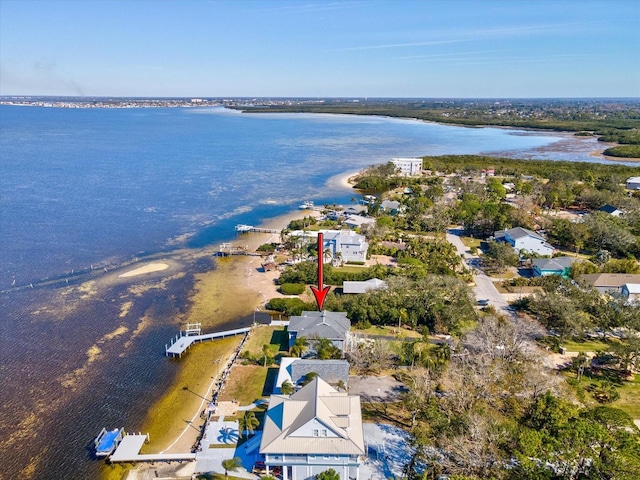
left=259, top=376, right=365, bottom=480
left=380, top=200, right=401, bottom=214
left=285, top=230, right=369, bottom=264
left=274, top=358, right=350, bottom=394
left=580, top=273, right=640, bottom=294
left=494, top=227, right=554, bottom=256
left=391, top=157, right=423, bottom=176
left=288, top=311, right=351, bottom=352
left=532, top=257, right=578, bottom=277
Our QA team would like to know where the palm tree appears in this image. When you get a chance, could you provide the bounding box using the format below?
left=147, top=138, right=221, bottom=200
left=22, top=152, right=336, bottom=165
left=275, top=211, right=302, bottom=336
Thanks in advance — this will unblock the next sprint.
left=280, top=380, right=294, bottom=395
left=221, top=457, right=242, bottom=478
left=290, top=337, right=308, bottom=357
left=323, top=247, right=333, bottom=264
left=238, top=411, right=260, bottom=439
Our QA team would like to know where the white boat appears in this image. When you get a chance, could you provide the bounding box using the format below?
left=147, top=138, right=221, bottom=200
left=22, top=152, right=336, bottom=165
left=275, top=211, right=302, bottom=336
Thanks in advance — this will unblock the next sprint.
left=298, top=201, right=314, bottom=209
left=234, top=224, right=253, bottom=232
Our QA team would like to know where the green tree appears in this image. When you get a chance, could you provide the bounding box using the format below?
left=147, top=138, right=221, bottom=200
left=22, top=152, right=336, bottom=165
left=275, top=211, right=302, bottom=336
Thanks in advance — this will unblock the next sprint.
left=280, top=380, right=294, bottom=395
left=483, top=239, right=519, bottom=272
left=221, top=457, right=242, bottom=478
left=238, top=411, right=260, bottom=439
left=290, top=337, right=308, bottom=357
left=315, top=468, right=340, bottom=480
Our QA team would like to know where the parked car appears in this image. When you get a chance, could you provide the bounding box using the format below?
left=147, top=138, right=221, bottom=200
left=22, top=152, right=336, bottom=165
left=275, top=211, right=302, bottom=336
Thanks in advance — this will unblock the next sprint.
left=477, top=299, right=490, bottom=306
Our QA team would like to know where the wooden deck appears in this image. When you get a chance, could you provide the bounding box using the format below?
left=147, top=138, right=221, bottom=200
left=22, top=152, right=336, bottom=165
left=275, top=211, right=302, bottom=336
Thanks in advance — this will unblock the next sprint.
left=109, top=433, right=196, bottom=463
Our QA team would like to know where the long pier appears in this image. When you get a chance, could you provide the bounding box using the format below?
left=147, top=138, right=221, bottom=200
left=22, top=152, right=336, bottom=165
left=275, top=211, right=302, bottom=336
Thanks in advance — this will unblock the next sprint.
left=165, top=325, right=251, bottom=357
left=234, top=224, right=280, bottom=234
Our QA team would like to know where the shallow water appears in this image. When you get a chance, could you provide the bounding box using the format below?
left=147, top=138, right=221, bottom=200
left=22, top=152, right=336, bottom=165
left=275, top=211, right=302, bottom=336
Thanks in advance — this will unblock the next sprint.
left=0, top=105, right=630, bottom=479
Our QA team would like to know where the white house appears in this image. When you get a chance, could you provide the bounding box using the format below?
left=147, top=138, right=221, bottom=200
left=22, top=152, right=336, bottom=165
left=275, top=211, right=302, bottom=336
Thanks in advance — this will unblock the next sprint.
left=342, top=278, right=387, bottom=294
left=288, top=230, right=369, bottom=264
left=342, top=215, right=374, bottom=230
left=260, top=376, right=365, bottom=480
left=626, top=177, right=640, bottom=190
left=621, top=283, right=640, bottom=304
left=494, top=227, right=554, bottom=256
left=391, top=157, right=423, bottom=176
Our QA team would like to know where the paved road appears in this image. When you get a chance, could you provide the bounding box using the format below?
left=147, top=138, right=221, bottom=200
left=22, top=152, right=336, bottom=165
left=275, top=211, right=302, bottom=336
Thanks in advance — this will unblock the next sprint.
left=446, top=228, right=513, bottom=316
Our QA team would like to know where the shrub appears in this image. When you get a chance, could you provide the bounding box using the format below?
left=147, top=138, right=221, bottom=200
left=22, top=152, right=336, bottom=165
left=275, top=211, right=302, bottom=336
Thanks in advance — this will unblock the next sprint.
left=266, top=298, right=308, bottom=316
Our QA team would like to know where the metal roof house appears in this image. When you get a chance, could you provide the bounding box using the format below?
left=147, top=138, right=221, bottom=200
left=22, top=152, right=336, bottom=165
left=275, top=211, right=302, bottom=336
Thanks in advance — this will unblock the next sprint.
left=532, top=257, right=578, bottom=277
left=259, top=376, right=365, bottom=480
left=288, top=311, right=351, bottom=352
left=494, top=227, right=554, bottom=256
left=580, top=273, right=640, bottom=294
left=342, top=278, right=387, bottom=294
left=598, top=204, right=624, bottom=217
left=621, top=283, right=640, bottom=304
left=274, top=358, right=350, bottom=394
left=626, top=176, right=640, bottom=190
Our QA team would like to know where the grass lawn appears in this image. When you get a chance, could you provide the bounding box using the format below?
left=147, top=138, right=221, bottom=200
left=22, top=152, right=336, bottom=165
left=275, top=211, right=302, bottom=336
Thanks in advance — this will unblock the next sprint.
left=459, top=236, right=482, bottom=252
left=612, top=374, right=640, bottom=418
left=352, top=325, right=422, bottom=338
left=219, top=365, right=270, bottom=404
left=562, top=339, right=611, bottom=353
left=243, top=325, right=289, bottom=357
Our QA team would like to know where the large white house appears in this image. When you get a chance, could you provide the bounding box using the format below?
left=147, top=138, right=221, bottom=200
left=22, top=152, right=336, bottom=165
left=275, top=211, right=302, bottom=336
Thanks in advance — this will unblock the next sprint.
left=494, top=227, right=554, bottom=256
left=391, top=157, right=423, bottom=176
left=260, top=376, right=365, bottom=480
left=287, top=230, right=369, bottom=263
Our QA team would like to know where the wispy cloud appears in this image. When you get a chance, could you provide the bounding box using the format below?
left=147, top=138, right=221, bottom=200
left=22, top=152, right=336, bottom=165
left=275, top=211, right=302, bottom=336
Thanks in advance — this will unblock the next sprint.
left=336, top=21, right=600, bottom=53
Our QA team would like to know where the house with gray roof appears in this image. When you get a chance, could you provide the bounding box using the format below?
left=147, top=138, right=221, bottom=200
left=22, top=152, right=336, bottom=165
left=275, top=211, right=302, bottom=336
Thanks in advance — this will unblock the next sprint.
left=342, top=214, right=374, bottom=230
left=275, top=358, right=350, bottom=394
left=288, top=311, right=351, bottom=352
left=626, top=176, right=640, bottom=190
left=532, top=257, right=578, bottom=277
left=494, top=227, right=554, bottom=256
left=581, top=273, right=640, bottom=294
left=260, top=376, right=365, bottom=480
left=342, top=278, right=387, bottom=294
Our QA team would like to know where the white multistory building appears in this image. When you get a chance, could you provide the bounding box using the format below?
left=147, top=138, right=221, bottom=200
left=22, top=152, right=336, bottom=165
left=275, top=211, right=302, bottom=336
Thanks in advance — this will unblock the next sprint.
left=391, top=157, right=423, bottom=176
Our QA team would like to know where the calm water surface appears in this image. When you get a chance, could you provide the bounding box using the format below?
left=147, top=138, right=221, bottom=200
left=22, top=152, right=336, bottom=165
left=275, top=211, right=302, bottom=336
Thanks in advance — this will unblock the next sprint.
left=0, top=106, right=625, bottom=479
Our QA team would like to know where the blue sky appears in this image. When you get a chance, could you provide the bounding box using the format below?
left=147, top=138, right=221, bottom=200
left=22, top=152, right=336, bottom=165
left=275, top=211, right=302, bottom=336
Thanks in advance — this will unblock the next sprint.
left=1, top=0, right=638, bottom=98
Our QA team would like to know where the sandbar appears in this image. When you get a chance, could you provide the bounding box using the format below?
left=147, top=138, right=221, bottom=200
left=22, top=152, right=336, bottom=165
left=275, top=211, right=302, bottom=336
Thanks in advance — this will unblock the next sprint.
left=118, top=263, right=170, bottom=278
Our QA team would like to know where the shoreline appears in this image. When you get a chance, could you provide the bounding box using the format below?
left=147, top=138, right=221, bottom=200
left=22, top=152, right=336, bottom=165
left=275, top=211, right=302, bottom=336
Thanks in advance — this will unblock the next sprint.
left=117, top=206, right=326, bottom=474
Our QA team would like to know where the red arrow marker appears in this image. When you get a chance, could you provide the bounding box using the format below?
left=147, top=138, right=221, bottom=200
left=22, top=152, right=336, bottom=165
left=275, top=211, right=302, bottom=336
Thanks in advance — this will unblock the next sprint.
left=310, top=232, right=331, bottom=311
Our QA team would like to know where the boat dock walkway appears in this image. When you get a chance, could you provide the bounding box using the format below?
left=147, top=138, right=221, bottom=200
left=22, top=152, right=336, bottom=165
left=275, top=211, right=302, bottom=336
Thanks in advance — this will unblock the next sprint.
left=234, top=224, right=280, bottom=234
left=165, top=324, right=251, bottom=357
left=109, top=433, right=196, bottom=463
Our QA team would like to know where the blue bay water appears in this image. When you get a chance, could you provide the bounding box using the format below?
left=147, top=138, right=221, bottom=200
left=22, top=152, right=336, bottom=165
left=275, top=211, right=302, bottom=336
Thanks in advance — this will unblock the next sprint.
left=0, top=105, right=623, bottom=479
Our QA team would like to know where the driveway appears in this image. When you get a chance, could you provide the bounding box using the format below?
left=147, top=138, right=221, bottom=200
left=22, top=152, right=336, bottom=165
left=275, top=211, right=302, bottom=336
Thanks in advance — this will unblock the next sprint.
left=348, top=375, right=408, bottom=402
left=446, top=228, right=513, bottom=317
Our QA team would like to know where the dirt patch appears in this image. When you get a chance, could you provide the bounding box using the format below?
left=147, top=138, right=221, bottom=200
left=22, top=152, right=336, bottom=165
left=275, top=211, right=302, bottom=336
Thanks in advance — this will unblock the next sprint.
left=348, top=375, right=408, bottom=402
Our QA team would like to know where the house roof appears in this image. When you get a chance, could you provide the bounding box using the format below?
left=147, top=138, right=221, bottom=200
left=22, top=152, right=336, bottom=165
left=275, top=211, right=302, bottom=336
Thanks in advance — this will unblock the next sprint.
left=598, top=204, right=622, bottom=214
left=627, top=176, right=640, bottom=183
left=343, top=215, right=374, bottom=228
left=503, top=226, right=545, bottom=241
left=275, top=358, right=350, bottom=392
left=342, top=278, right=387, bottom=294
left=580, top=273, right=640, bottom=289
left=380, top=200, right=400, bottom=211
left=533, top=257, right=578, bottom=271
left=288, top=311, right=351, bottom=341
left=623, top=283, right=640, bottom=294
left=260, top=376, right=365, bottom=455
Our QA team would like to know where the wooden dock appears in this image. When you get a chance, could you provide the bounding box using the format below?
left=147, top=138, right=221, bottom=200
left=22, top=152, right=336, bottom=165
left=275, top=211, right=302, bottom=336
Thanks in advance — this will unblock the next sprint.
left=234, top=224, right=280, bottom=234
left=108, top=433, right=196, bottom=463
left=165, top=325, right=251, bottom=357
